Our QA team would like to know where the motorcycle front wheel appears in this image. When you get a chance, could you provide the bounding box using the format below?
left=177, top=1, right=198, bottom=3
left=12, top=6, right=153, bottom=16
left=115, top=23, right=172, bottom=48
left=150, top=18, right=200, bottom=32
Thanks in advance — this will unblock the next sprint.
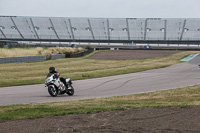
left=66, top=85, right=74, bottom=96
left=48, top=86, right=58, bottom=97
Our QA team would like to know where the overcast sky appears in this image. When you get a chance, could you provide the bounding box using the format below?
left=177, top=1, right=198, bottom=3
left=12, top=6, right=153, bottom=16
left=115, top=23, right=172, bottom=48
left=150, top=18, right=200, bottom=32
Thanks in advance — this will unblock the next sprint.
left=0, top=0, right=200, bottom=18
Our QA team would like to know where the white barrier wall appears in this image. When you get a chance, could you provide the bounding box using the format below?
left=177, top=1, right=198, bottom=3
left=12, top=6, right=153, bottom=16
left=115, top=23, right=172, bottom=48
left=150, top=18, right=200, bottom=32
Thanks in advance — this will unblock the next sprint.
left=0, top=49, right=94, bottom=64
left=50, top=54, right=66, bottom=60
left=0, top=55, right=47, bottom=64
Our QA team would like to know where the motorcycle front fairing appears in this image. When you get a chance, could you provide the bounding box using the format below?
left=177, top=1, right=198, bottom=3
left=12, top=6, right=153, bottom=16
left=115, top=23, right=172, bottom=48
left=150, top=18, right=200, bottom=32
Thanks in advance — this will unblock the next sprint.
left=45, top=73, right=54, bottom=86
left=45, top=73, right=60, bottom=87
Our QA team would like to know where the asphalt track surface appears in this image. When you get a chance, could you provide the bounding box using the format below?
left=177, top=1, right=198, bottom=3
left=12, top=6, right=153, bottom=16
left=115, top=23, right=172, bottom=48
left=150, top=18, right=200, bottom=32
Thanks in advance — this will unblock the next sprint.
left=1, top=55, right=200, bottom=106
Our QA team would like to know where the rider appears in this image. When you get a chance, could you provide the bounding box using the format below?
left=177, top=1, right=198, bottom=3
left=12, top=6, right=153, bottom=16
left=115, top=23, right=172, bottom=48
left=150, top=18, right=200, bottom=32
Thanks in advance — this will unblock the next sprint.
left=49, top=67, right=66, bottom=84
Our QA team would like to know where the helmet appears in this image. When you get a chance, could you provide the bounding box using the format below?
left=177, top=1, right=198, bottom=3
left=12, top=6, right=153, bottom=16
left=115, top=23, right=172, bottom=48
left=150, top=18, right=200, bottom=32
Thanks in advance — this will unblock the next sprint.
left=49, top=67, right=55, bottom=72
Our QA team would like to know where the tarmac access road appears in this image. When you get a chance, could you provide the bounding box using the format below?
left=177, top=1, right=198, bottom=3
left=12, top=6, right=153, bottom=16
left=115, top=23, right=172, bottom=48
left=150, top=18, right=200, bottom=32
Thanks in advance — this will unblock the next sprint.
left=1, top=55, right=200, bottom=106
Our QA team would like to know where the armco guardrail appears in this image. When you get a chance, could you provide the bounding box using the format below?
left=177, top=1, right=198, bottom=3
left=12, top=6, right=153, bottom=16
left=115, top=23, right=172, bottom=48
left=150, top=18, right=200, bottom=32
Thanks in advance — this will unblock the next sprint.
left=0, top=55, right=46, bottom=64
left=0, top=49, right=94, bottom=64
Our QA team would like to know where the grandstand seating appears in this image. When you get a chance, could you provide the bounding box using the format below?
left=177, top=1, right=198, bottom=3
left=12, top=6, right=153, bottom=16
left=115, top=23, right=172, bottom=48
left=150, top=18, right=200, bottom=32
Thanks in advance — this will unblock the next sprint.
left=12, top=17, right=36, bottom=39
left=128, top=18, right=145, bottom=40
left=182, top=19, right=200, bottom=40
left=109, top=19, right=128, bottom=40
left=166, top=19, right=184, bottom=40
left=146, top=19, right=165, bottom=40
left=0, top=16, right=200, bottom=42
left=90, top=18, right=108, bottom=40
left=50, top=18, right=72, bottom=40
left=0, top=17, right=22, bottom=39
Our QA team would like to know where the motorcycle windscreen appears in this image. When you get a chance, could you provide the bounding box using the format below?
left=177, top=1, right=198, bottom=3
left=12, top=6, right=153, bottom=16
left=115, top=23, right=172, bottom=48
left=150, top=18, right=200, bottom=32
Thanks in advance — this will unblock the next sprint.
left=46, top=73, right=53, bottom=78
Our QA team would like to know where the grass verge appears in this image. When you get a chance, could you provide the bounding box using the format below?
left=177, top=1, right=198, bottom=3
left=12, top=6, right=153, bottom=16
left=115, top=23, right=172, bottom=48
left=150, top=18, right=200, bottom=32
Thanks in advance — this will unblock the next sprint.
left=0, top=51, right=198, bottom=87
left=0, top=47, right=84, bottom=57
left=1, top=84, right=200, bottom=120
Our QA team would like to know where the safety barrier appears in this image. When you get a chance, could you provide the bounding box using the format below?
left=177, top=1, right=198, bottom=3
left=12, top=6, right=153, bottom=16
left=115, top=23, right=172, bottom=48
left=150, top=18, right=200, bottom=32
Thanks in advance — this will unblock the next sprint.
left=50, top=54, right=66, bottom=60
left=0, top=49, right=94, bottom=64
left=0, top=55, right=46, bottom=64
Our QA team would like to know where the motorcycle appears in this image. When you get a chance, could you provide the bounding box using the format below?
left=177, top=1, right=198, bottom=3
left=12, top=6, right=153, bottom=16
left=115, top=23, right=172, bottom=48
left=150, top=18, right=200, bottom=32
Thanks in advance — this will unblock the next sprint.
left=45, top=73, right=74, bottom=97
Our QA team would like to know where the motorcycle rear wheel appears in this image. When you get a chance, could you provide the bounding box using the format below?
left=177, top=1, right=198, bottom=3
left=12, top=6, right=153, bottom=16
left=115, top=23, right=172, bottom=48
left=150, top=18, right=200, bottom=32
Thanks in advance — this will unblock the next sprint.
left=66, top=85, right=74, bottom=96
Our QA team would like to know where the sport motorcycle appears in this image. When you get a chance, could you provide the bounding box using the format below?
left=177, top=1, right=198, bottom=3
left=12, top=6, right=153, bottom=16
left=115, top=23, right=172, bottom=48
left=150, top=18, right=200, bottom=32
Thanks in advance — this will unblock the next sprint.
left=45, top=73, right=74, bottom=97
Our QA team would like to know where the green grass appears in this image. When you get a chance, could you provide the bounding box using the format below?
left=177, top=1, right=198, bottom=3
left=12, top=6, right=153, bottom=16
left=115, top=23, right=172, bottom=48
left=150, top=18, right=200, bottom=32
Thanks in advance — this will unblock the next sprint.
left=0, top=51, right=198, bottom=87
left=1, top=84, right=200, bottom=120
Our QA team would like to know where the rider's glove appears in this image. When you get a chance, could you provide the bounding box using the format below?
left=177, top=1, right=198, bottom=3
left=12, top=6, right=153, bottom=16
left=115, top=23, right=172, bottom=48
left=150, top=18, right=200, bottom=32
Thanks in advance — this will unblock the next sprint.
left=53, top=73, right=60, bottom=78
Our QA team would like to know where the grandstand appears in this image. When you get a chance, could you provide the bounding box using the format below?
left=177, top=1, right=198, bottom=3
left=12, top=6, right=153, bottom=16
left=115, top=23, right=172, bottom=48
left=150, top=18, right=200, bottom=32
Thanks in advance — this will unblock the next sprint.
left=0, top=16, right=200, bottom=44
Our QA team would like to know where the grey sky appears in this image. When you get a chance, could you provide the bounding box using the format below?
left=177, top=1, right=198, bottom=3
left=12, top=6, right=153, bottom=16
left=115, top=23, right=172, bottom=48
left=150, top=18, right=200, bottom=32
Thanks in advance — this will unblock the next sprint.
left=0, top=0, right=200, bottom=18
